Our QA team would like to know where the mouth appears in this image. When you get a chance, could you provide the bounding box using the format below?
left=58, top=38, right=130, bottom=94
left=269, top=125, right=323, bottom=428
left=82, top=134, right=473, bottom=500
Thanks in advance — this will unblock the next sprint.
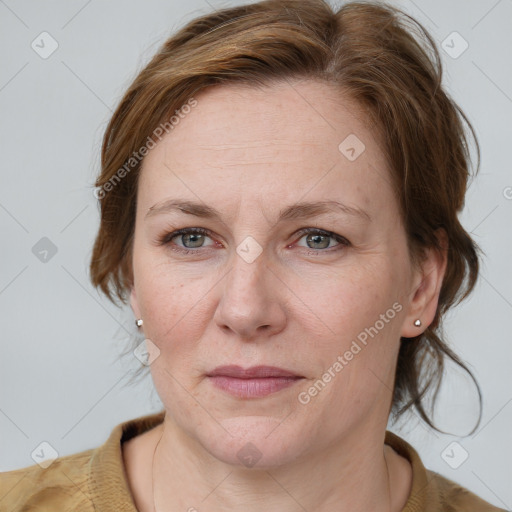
left=206, top=365, right=304, bottom=399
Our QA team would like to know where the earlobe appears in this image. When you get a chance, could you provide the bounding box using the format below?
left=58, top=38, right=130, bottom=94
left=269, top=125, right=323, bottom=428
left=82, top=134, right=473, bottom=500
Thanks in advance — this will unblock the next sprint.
left=400, top=229, right=448, bottom=338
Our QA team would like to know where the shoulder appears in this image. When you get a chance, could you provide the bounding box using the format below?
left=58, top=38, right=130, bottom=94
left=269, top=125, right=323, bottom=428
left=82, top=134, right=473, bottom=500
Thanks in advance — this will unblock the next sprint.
left=384, top=430, right=507, bottom=512
left=425, top=469, right=508, bottom=512
left=0, top=410, right=165, bottom=511
left=0, top=448, right=95, bottom=511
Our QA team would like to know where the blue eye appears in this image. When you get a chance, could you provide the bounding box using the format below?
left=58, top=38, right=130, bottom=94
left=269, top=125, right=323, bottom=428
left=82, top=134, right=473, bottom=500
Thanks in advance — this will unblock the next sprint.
left=294, top=228, right=349, bottom=252
left=160, top=227, right=215, bottom=252
left=157, top=227, right=350, bottom=255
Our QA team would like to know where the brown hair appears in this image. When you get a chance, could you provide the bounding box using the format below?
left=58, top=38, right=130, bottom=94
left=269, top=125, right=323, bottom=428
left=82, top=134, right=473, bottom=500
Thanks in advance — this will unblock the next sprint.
left=90, top=0, right=482, bottom=433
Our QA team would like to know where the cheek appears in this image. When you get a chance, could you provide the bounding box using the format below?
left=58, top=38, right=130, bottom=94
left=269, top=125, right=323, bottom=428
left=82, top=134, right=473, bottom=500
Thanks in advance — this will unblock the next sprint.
left=140, top=282, right=209, bottom=345
left=295, top=257, right=400, bottom=348
left=133, top=250, right=211, bottom=354
left=293, top=257, right=405, bottom=413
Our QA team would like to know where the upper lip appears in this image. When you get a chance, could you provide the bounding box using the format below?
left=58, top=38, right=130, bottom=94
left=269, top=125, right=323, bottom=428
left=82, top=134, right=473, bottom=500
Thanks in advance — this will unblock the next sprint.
left=207, top=365, right=303, bottom=379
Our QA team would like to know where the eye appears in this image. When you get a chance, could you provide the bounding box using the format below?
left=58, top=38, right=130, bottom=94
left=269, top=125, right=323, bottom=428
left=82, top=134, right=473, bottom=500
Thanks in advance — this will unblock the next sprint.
left=157, top=227, right=350, bottom=255
left=158, top=227, right=217, bottom=253
left=294, top=228, right=349, bottom=252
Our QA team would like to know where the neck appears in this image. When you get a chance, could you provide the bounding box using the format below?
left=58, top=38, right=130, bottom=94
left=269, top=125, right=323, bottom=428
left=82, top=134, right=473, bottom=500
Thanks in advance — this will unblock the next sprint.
left=151, top=418, right=405, bottom=512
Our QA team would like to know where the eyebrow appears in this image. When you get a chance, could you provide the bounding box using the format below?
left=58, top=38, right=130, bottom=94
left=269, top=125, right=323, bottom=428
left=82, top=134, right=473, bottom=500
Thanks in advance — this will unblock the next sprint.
left=145, top=199, right=372, bottom=222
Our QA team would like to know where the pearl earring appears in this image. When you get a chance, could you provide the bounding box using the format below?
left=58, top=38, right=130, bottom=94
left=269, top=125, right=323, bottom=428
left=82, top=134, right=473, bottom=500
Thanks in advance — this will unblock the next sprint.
left=135, top=318, right=143, bottom=328
left=414, top=319, right=421, bottom=327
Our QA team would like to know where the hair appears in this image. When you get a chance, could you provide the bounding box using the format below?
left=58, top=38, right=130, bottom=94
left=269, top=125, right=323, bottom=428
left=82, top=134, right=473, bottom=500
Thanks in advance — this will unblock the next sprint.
left=90, top=0, right=483, bottom=433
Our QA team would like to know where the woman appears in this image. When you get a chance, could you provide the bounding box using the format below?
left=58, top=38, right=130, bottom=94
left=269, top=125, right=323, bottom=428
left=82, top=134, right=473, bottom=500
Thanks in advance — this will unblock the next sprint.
left=0, top=0, right=506, bottom=510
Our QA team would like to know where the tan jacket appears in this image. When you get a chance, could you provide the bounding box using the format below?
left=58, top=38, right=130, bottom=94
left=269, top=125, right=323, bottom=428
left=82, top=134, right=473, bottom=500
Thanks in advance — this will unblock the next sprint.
left=0, top=411, right=506, bottom=511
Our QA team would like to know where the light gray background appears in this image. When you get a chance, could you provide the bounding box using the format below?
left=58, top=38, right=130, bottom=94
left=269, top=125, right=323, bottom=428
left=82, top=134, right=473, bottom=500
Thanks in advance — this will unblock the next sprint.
left=1, top=0, right=511, bottom=509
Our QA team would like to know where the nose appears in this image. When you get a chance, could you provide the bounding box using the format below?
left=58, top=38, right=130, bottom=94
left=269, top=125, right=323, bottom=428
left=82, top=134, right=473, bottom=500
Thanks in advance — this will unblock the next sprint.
left=213, top=250, right=287, bottom=341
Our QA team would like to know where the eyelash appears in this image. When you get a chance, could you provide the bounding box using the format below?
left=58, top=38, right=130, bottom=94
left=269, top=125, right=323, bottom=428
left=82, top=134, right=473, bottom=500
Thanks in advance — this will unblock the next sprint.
left=157, top=227, right=350, bottom=256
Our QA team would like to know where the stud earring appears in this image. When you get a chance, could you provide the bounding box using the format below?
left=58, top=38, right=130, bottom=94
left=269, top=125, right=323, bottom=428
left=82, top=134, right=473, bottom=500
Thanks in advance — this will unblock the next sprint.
left=135, top=318, right=143, bottom=328
left=414, top=319, right=421, bottom=327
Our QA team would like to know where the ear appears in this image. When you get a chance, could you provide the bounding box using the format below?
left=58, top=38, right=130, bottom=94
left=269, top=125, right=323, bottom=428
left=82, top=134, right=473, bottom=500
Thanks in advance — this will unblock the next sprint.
left=130, top=286, right=141, bottom=321
left=400, top=228, right=448, bottom=338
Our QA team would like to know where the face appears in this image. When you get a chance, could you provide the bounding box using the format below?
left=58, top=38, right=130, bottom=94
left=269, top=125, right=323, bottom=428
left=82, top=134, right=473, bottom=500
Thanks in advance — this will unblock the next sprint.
left=130, top=79, right=434, bottom=468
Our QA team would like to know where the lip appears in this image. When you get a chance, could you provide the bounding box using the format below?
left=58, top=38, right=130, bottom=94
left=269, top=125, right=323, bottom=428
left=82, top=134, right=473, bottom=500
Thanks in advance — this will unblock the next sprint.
left=207, top=365, right=304, bottom=398
left=207, top=365, right=302, bottom=378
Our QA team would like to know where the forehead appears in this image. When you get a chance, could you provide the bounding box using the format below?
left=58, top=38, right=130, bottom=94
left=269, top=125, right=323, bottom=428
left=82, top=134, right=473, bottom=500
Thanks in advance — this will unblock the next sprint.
left=164, top=80, right=374, bottom=158
left=138, top=79, right=396, bottom=222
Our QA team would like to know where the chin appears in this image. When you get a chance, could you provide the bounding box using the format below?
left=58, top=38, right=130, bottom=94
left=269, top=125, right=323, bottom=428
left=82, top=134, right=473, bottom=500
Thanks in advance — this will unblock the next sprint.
left=195, top=416, right=308, bottom=469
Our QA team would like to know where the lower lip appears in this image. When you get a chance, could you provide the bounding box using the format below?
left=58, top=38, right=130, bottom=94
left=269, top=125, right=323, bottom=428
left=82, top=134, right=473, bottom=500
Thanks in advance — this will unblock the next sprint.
left=208, top=376, right=302, bottom=398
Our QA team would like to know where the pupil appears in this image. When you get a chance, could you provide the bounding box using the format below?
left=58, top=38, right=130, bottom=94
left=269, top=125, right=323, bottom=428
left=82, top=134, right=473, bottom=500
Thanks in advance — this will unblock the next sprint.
left=184, top=233, right=203, bottom=248
left=308, top=234, right=329, bottom=249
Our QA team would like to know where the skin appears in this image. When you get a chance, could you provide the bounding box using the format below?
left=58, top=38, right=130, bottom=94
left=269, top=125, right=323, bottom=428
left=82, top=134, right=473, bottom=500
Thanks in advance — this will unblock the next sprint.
left=124, top=79, right=447, bottom=512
